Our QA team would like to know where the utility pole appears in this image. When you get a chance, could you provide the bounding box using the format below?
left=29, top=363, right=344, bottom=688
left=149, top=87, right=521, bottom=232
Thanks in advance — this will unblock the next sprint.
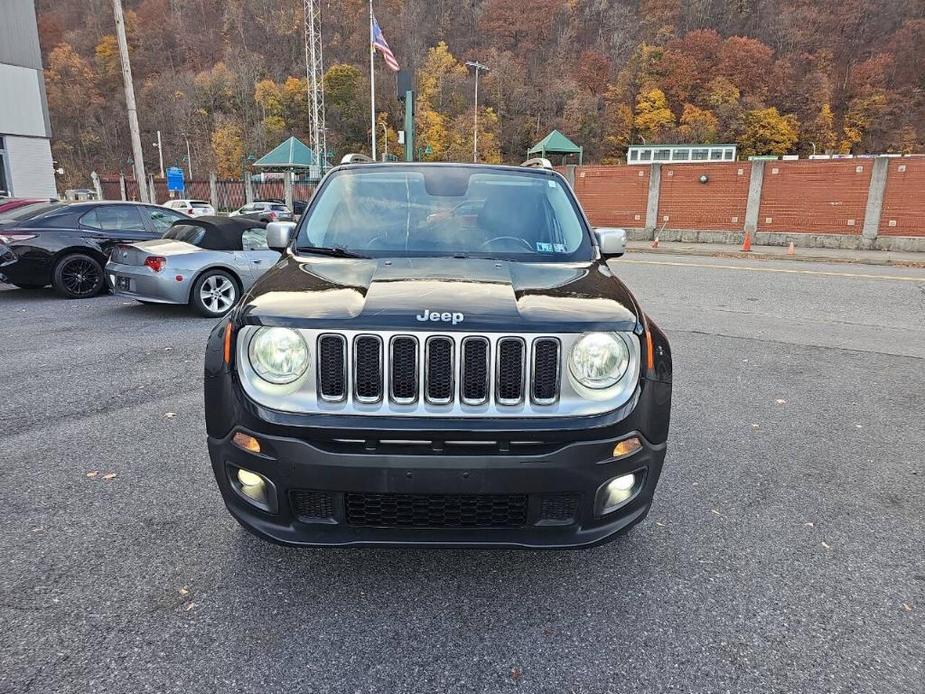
left=154, top=130, right=165, bottom=179
left=111, top=0, right=148, bottom=202
left=465, top=61, right=489, bottom=163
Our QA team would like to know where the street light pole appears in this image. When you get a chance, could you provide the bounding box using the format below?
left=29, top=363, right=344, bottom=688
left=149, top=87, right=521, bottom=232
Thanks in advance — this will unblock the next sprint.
left=183, top=134, right=193, bottom=179
left=154, top=130, right=165, bottom=178
left=111, top=0, right=148, bottom=202
left=465, top=60, right=489, bottom=163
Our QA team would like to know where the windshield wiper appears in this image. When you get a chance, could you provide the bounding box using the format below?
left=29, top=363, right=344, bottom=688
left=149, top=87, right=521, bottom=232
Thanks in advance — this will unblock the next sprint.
left=295, top=245, right=368, bottom=259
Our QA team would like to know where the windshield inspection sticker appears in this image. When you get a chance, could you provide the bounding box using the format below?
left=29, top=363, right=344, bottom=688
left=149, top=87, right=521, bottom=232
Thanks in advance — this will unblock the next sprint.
left=553, top=243, right=567, bottom=253
left=536, top=242, right=554, bottom=253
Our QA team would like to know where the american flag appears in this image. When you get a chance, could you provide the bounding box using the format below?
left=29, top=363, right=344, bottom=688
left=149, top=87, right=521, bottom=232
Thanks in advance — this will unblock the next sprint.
left=371, top=15, right=400, bottom=72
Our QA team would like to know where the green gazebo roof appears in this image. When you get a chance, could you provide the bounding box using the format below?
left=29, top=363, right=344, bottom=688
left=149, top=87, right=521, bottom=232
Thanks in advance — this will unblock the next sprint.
left=528, top=129, right=582, bottom=156
left=253, top=136, right=318, bottom=169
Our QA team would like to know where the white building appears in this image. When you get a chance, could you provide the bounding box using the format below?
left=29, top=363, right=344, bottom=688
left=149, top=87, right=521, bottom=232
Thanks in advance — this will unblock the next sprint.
left=0, top=0, right=56, bottom=199
left=627, top=144, right=737, bottom=164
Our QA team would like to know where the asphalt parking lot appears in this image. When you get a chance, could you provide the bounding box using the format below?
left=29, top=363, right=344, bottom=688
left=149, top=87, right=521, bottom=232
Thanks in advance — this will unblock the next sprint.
left=1, top=253, right=923, bottom=693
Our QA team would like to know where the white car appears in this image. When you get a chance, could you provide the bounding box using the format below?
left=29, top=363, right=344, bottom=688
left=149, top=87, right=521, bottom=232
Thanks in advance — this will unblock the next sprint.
left=230, top=201, right=294, bottom=222
left=164, top=199, right=215, bottom=217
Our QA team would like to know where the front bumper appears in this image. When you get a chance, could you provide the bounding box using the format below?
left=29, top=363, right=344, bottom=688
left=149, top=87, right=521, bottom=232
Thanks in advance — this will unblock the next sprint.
left=209, top=427, right=666, bottom=548
left=105, top=261, right=191, bottom=304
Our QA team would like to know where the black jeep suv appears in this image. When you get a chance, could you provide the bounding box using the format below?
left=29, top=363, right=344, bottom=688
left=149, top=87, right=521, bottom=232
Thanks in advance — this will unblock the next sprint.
left=204, top=161, right=672, bottom=548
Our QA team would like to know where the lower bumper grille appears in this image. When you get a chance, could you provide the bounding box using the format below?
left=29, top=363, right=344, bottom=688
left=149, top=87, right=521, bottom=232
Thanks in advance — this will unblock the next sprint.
left=345, top=492, right=528, bottom=528
left=290, top=490, right=335, bottom=521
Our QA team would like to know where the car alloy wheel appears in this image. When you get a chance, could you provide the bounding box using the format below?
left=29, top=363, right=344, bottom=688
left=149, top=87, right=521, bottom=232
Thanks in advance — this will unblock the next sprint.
left=53, top=254, right=104, bottom=299
left=194, top=271, right=238, bottom=317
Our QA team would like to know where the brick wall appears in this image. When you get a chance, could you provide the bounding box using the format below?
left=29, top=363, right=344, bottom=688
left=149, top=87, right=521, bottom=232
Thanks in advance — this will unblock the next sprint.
left=879, top=159, right=925, bottom=237
left=657, top=163, right=750, bottom=230
left=757, top=160, right=871, bottom=235
left=572, top=166, right=649, bottom=227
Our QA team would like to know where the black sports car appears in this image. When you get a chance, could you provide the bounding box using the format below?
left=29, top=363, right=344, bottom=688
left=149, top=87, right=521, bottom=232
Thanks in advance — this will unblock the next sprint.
left=0, top=201, right=189, bottom=298
left=204, top=160, right=672, bottom=549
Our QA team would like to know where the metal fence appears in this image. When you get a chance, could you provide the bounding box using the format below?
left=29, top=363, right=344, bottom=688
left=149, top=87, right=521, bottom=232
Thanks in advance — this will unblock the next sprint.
left=98, top=176, right=316, bottom=211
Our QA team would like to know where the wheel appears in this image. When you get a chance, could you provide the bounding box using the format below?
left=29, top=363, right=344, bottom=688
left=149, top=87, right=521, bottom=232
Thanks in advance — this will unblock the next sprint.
left=191, top=270, right=238, bottom=317
left=52, top=254, right=104, bottom=299
left=11, top=282, right=47, bottom=289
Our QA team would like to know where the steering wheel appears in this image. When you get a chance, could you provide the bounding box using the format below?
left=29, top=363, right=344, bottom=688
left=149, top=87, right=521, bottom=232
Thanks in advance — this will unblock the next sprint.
left=480, top=236, right=534, bottom=252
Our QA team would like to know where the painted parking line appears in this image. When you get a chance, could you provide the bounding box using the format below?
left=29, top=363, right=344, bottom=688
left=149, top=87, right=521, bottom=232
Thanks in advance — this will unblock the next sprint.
left=621, top=259, right=925, bottom=283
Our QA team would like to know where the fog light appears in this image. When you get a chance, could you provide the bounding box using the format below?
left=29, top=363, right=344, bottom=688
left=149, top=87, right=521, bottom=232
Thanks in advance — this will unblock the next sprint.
left=613, top=436, right=642, bottom=458
left=597, top=472, right=640, bottom=516
left=232, top=432, right=261, bottom=454
left=237, top=468, right=263, bottom=487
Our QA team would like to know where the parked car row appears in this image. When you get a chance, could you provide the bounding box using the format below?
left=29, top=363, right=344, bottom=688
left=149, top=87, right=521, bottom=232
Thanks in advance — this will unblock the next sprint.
left=0, top=199, right=283, bottom=315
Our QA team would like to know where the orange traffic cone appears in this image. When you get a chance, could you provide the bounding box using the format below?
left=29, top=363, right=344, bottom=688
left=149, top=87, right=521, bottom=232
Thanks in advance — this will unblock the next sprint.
left=741, top=231, right=752, bottom=252
left=787, top=242, right=795, bottom=256
left=651, top=236, right=660, bottom=249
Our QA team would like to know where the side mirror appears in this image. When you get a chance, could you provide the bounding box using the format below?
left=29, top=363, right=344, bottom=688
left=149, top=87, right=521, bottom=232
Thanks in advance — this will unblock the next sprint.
left=595, top=227, right=627, bottom=258
left=266, top=221, right=296, bottom=251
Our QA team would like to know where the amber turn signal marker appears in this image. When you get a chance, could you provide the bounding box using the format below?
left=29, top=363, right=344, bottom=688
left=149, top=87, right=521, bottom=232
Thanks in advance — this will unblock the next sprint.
left=232, top=432, right=261, bottom=454
left=613, top=436, right=642, bottom=458
left=223, top=323, right=233, bottom=365
left=645, top=329, right=655, bottom=371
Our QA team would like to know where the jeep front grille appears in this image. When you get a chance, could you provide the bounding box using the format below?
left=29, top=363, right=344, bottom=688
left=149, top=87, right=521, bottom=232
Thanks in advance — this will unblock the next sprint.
left=237, top=328, right=641, bottom=418
left=338, top=333, right=559, bottom=409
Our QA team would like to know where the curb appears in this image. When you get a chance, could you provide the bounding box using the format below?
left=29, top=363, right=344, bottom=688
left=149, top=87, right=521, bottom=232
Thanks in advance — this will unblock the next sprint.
left=626, top=246, right=925, bottom=269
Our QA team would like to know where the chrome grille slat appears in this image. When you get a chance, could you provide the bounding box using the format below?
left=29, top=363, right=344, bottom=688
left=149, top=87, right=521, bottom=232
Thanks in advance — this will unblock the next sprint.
left=425, top=336, right=454, bottom=404
left=317, top=334, right=347, bottom=401
left=531, top=338, right=560, bottom=405
left=389, top=336, right=418, bottom=404
left=353, top=335, right=383, bottom=403
left=461, top=337, right=490, bottom=405
left=496, top=337, right=525, bottom=405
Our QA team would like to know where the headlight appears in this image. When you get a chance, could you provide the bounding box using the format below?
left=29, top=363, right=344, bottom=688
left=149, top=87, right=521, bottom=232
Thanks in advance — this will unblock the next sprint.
left=568, top=332, right=630, bottom=389
left=248, top=327, right=310, bottom=384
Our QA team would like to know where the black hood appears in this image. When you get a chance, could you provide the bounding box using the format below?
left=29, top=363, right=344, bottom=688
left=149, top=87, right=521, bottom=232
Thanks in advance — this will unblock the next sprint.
left=238, top=256, right=640, bottom=332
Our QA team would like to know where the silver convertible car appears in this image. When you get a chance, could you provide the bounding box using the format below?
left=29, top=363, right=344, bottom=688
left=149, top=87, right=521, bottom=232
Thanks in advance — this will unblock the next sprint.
left=106, top=216, right=280, bottom=317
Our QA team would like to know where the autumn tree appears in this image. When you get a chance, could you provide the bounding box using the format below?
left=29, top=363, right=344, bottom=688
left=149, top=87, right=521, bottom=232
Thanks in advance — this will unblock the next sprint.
left=740, top=108, right=799, bottom=157
left=479, top=0, right=565, bottom=53
left=573, top=51, right=611, bottom=96
left=211, top=122, right=245, bottom=178
left=416, top=42, right=468, bottom=160
left=324, top=64, right=367, bottom=154
left=677, top=104, right=719, bottom=143
left=634, top=88, right=675, bottom=142
left=601, top=91, right=634, bottom=163
left=801, top=104, right=836, bottom=154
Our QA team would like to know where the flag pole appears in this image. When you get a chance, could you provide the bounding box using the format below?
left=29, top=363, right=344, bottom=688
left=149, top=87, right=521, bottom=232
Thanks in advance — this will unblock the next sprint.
left=369, top=0, right=376, bottom=159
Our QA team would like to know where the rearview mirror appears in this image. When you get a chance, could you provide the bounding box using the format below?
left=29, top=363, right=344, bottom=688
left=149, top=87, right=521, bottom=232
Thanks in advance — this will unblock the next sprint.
left=595, top=227, right=627, bottom=258
left=266, top=221, right=296, bottom=251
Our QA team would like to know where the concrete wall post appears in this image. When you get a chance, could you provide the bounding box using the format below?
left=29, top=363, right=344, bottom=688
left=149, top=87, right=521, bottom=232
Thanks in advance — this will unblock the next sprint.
left=860, top=156, right=888, bottom=250
left=744, top=159, right=765, bottom=237
left=209, top=172, right=218, bottom=210
left=146, top=173, right=156, bottom=204
left=90, top=171, right=103, bottom=200
left=284, top=171, right=294, bottom=210
left=564, top=164, right=577, bottom=188
left=644, top=163, right=661, bottom=235
left=244, top=172, right=254, bottom=204
left=119, top=174, right=127, bottom=201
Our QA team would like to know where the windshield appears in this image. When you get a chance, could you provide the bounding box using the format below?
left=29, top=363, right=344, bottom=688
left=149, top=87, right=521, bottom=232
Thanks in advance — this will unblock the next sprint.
left=294, top=166, right=592, bottom=261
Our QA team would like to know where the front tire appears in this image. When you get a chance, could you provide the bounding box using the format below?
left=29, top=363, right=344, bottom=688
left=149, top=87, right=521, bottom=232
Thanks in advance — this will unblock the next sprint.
left=191, top=270, right=238, bottom=317
left=53, top=254, right=104, bottom=299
